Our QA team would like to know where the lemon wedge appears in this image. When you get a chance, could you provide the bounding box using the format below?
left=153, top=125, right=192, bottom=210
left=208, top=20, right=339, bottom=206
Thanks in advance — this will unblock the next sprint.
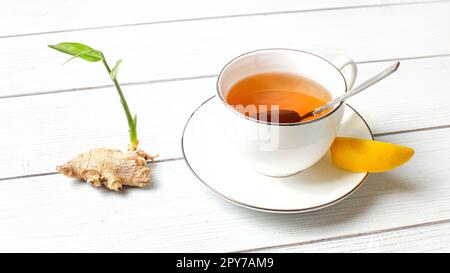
left=330, top=137, right=414, bottom=173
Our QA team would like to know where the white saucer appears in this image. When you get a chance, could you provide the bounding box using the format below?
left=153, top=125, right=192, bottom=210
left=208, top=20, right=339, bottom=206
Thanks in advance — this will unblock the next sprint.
left=182, top=96, right=373, bottom=213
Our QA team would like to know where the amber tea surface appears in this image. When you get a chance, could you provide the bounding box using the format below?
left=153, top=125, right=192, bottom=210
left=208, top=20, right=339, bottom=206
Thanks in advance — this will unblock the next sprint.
left=226, top=72, right=331, bottom=123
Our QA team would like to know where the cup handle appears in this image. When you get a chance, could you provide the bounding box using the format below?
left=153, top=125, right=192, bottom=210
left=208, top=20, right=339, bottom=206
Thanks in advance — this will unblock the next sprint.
left=331, top=56, right=357, bottom=90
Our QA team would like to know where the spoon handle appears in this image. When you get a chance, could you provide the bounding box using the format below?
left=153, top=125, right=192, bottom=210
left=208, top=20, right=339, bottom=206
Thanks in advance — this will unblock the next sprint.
left=312, top=61, right=400, bottom=116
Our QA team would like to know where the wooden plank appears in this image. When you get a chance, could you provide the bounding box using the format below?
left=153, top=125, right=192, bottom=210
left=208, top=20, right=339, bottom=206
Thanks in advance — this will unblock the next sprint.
left=0, top=128, right=449, bottom=252
left=1, top=56, right=450, bottom=179
left=1, top=3, right=450, bottom=97
left=1, top=0, right=439, bottom=37
left=256, top=221, right=450, bottom=252
left=0, top=78, right=212, bottom=178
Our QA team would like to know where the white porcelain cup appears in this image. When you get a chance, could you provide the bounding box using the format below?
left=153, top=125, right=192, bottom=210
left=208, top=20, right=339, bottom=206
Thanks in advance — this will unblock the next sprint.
left=217, top=49, right=358, bottom=177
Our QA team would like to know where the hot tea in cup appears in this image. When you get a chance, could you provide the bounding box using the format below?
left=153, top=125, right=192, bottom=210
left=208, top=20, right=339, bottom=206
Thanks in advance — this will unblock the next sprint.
left=217, top=49, right=357, bottom=176
left=225, top=72, right=332, bottom=123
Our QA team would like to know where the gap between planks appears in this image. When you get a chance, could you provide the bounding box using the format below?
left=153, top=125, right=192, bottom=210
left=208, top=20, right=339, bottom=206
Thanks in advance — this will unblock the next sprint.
left=1, top=0, right=448, bottom=40
left=0, top=124, right=449, bottom=181
left=238, top=218, right=450, bottom=252
left=1, top=53, right=450, bottom=100
left=0, top=157, right=184, bottom=182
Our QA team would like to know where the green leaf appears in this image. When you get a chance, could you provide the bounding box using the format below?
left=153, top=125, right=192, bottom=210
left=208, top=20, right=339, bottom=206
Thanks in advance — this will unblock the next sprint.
left=109, top=59, right=122, bottom=80
left=62, top=50, right=97, bottom=65
left=48, top=42, right=103, bottom=62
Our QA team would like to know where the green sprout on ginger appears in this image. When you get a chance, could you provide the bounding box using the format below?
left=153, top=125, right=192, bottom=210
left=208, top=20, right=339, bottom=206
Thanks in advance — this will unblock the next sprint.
left=48, top=42, right=139, bottom=150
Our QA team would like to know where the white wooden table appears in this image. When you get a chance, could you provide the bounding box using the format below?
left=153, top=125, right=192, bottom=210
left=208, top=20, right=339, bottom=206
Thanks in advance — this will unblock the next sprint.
left=1, top=0, right=450, bottom=253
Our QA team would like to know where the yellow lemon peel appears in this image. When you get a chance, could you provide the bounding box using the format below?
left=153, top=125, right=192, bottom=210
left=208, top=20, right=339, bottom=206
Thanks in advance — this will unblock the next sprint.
left=330, top=137, right=414, bottom=173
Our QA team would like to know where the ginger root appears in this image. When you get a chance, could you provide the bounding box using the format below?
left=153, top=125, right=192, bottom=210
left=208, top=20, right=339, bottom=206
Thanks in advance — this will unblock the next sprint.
left=56, top=148, right=157, bottom=191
